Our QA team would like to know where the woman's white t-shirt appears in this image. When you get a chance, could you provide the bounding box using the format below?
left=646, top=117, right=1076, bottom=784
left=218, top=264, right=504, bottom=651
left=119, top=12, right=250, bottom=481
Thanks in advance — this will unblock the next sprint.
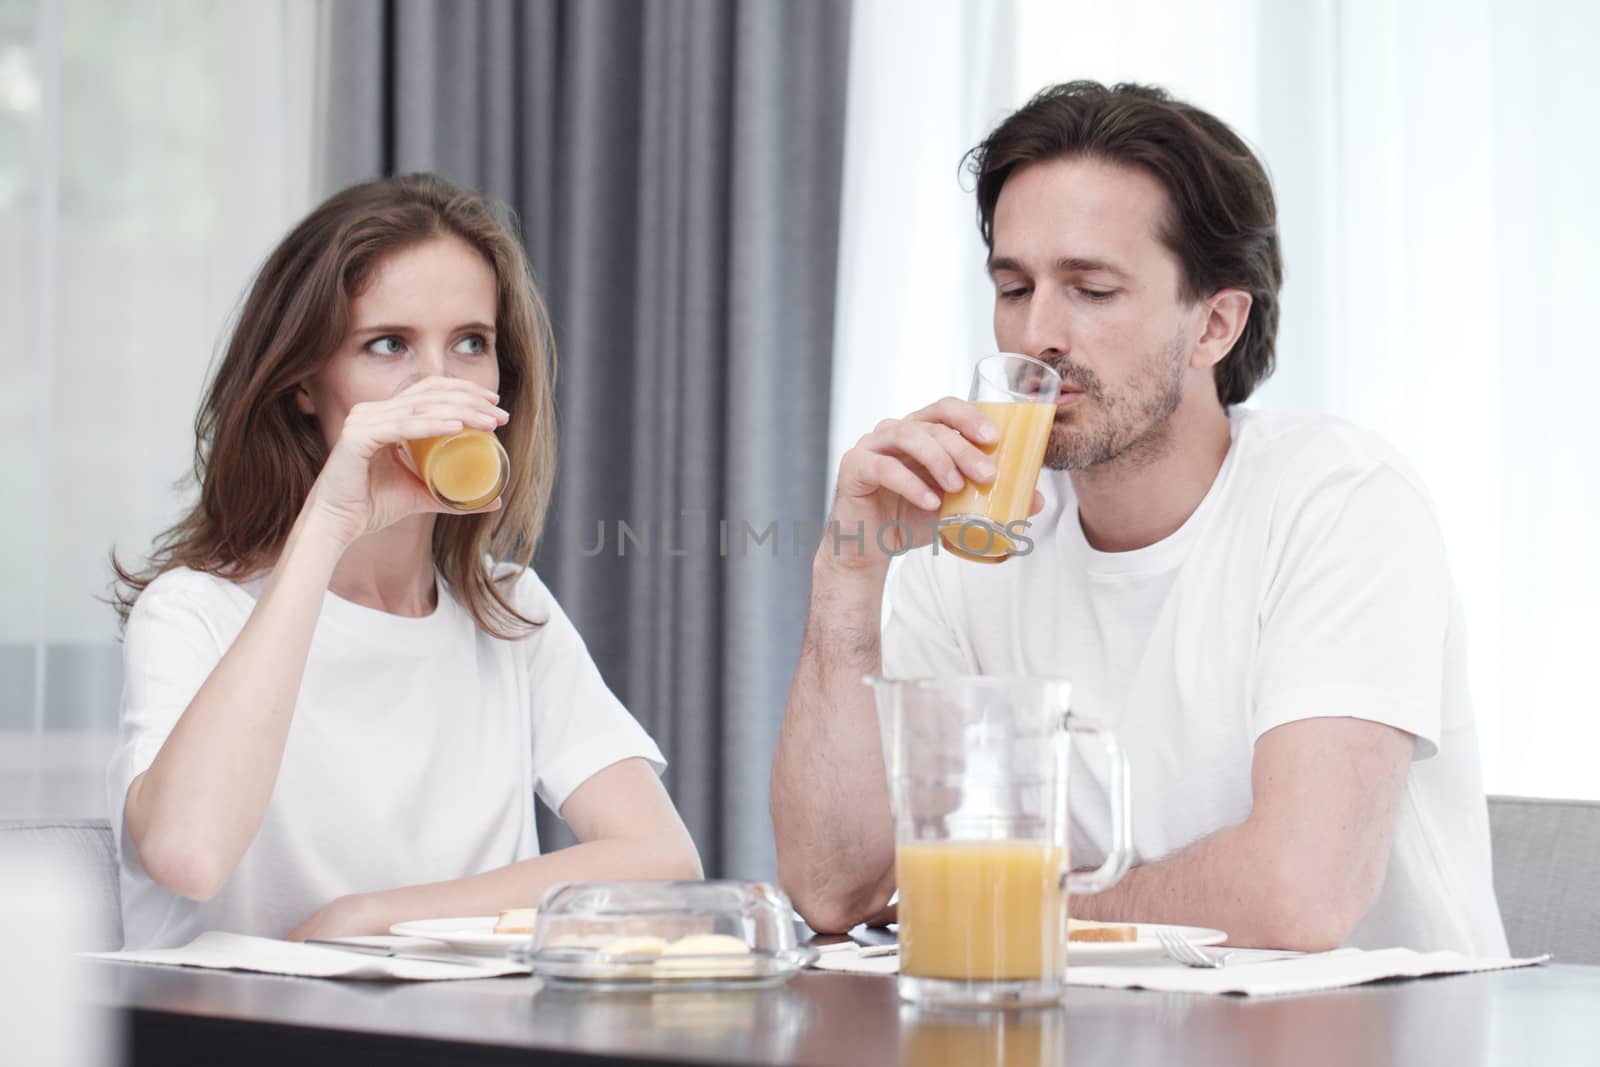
left=883, top=408, right=1509, bottom=955
left=107, top=564, right=664, bottom=950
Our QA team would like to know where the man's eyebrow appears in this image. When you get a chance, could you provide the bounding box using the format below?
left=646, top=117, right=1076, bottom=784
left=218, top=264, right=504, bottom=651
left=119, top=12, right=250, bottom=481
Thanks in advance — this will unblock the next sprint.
left=987, top=256, right=1025, bottom=277
left=986, top=255, right=1131, bottom=280
left=1054, top=256, right=1131, bottom=279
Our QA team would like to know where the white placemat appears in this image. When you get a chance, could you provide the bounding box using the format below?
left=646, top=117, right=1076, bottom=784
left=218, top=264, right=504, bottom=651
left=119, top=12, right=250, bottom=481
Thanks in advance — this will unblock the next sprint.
left=1070, top=947, right=1549, bottom=996
left=811, top=941, right=900, bottom=975
left=808, top=943, right=1550, bottom=996
left=82, top=931, right=530, bottom=981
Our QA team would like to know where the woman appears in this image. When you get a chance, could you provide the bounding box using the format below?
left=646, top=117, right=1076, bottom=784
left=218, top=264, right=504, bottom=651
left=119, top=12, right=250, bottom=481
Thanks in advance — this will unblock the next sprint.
left=108, top=174, right=700, bottom=949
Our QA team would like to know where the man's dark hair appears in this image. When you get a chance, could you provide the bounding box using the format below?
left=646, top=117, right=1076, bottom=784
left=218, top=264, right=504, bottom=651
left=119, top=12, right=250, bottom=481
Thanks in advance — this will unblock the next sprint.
left=967, top=81, right=1282, bottom=407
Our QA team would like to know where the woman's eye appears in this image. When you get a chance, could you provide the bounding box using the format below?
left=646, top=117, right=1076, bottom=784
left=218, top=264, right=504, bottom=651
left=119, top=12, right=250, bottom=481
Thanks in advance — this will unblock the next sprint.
left=454, top=334, right=489, bottom=355
left=366, top=335, right=405, bottom=356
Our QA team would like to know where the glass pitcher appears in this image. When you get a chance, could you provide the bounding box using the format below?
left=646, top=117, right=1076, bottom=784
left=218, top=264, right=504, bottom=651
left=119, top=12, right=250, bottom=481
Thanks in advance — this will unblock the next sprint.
left=867, top=675, right=1131, bottom=1008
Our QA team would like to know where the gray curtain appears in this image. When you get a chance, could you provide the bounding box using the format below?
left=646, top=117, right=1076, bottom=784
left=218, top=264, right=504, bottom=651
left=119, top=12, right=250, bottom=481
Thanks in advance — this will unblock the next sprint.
left=319, top=0, right=850, bottom=880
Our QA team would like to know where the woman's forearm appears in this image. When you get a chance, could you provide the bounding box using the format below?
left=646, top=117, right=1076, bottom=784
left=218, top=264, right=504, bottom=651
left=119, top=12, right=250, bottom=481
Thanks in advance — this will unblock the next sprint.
left=290, top=760, right=703, bottom=939
left=321, top=834, right=704, bottom=937
left=124, top=508, right=348, bottom=901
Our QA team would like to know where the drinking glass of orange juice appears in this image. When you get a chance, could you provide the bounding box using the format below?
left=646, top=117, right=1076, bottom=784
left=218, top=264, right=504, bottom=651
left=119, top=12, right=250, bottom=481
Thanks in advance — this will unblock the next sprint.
left=403, top=429, right=510, bottom=511
left=938, top=353, right=1061, bottom=562
left=867, top=676, right=1131, bottom=1009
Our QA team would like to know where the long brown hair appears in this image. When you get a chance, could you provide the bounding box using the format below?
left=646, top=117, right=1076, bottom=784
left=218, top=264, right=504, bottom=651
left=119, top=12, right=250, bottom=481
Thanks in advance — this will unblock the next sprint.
left=966, top=81, right=1283, bottom=407
left=112, top=173, right=558, bottom=638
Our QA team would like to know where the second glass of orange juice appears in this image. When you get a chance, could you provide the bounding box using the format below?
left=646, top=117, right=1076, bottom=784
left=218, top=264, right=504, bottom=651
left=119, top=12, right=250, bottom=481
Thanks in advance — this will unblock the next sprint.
left=938, top=353, right=1060, bottom=561
left=404, top=429, right=509, bottom=511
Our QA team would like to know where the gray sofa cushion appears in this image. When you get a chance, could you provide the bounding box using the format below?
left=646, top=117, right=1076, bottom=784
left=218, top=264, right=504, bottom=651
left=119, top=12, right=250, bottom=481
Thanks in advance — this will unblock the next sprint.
left=1488, top=795, right=1600, bottom=964
left=0, top=818, right=122, bottom=951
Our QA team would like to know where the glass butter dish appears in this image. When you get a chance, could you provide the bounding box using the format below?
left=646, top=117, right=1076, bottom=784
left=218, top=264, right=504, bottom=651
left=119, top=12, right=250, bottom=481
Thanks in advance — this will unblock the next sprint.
left=512, top=881, right=816, bottom=990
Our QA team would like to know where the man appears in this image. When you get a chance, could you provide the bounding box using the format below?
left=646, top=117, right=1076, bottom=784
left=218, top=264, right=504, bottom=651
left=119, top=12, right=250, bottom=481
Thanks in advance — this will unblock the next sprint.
left=771, top=81, right=1507, bottom=954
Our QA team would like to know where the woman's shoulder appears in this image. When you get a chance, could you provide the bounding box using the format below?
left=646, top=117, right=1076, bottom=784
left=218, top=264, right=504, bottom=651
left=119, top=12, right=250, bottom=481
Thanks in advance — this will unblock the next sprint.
left=133, top=567, right=259, bottom=624
left=488, top=560, right=557, bottom=627
left=124, top=568, right=259, bottom=664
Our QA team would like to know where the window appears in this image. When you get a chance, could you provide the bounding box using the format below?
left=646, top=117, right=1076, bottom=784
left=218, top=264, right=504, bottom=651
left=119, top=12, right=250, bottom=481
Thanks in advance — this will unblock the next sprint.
left=0, top=0, right=314, bottom=818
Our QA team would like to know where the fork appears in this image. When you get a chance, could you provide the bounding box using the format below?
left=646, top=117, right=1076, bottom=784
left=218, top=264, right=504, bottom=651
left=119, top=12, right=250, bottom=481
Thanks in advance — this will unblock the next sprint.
left=1155, top=932, right=1313, bottom=969
left=1156, top=931, right=1235, bottom=968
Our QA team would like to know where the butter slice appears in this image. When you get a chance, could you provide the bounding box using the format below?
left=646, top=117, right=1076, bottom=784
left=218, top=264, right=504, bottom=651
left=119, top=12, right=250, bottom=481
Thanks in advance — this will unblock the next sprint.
left=660, top=934, right=752, bottom=956
left=598, top=935, right=670, bottom=957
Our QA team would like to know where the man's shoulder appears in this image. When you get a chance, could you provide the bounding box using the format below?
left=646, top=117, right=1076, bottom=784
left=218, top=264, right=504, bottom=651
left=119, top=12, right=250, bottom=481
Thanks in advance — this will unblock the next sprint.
left=1228, top=409, right=1448, bottom=571
left=1231, top=408, right=1431, bottom=502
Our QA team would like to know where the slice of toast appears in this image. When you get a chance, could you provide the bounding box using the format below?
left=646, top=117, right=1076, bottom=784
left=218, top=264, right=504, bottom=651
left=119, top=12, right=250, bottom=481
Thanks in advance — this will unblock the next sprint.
left=1067, top=918, right=1138, bottom=943
left=493, top=907, right=539, bottom=935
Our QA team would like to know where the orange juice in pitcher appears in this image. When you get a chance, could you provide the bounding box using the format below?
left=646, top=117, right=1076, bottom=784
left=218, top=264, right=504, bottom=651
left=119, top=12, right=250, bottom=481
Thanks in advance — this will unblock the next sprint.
left=896, top=839, right=1067, bottom=981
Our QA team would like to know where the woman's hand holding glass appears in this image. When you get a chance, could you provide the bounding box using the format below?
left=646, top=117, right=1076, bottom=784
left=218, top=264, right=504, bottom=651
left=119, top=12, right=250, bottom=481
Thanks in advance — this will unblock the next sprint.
left=305, top=376, right=509, bottom=547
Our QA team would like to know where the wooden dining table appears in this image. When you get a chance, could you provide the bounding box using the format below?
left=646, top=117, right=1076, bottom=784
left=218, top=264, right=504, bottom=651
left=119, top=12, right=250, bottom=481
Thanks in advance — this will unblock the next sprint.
left=81, top=953, right=1600, bottom=1067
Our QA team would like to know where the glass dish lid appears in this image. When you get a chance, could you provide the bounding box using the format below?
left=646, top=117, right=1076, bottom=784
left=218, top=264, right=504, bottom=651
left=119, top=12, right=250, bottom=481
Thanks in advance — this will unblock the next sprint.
left=514, top=880, right=817, bottom=989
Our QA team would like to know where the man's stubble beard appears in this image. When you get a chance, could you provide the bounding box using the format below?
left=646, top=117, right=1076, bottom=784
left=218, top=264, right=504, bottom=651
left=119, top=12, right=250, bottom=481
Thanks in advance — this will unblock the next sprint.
left=1042, top=329, right=1190, bottom=472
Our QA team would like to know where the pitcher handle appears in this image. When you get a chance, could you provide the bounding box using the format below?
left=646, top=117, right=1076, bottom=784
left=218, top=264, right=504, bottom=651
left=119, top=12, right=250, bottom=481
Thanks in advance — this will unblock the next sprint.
left=1062, top=715, right=1132, bottom=894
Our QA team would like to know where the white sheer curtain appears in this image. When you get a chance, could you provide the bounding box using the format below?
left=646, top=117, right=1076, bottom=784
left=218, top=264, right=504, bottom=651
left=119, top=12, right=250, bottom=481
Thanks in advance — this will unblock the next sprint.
left=0, top=0, right=317, bottom=819
left=833, top=0, right=1600, bottom=800
left=826, top=0, right=1019, bottom=489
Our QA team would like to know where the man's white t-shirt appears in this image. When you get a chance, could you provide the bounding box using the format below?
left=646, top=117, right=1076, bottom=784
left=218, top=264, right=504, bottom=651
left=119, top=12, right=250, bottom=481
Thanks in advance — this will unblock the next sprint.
left=882, top=408, right=1508, bottom=955
left=107, top=564, right=664, bottom=950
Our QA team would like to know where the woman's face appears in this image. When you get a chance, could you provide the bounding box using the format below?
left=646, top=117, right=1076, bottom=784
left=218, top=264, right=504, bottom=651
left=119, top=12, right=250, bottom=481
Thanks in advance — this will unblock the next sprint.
left=297, top=235, right=501, bottom=446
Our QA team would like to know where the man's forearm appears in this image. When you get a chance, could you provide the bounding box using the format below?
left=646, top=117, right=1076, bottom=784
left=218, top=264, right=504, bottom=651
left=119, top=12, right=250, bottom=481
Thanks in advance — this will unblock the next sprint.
left=770, top=554, right=897, bottom=933
left=1073, top=718, right=1412, bottom=952
left=1068, top=820, right=1355, bottom=952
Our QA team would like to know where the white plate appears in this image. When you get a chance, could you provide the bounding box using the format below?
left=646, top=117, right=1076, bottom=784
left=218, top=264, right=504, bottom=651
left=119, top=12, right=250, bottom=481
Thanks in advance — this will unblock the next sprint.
left=389, top=916, right=530, bottom=957
left=1069, top=922, right=1228, bottom=965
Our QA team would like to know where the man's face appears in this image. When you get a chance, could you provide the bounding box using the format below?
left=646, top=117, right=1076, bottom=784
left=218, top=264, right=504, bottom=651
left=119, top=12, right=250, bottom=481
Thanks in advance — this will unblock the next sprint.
left=989, top=156, right=1211, bottom=471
